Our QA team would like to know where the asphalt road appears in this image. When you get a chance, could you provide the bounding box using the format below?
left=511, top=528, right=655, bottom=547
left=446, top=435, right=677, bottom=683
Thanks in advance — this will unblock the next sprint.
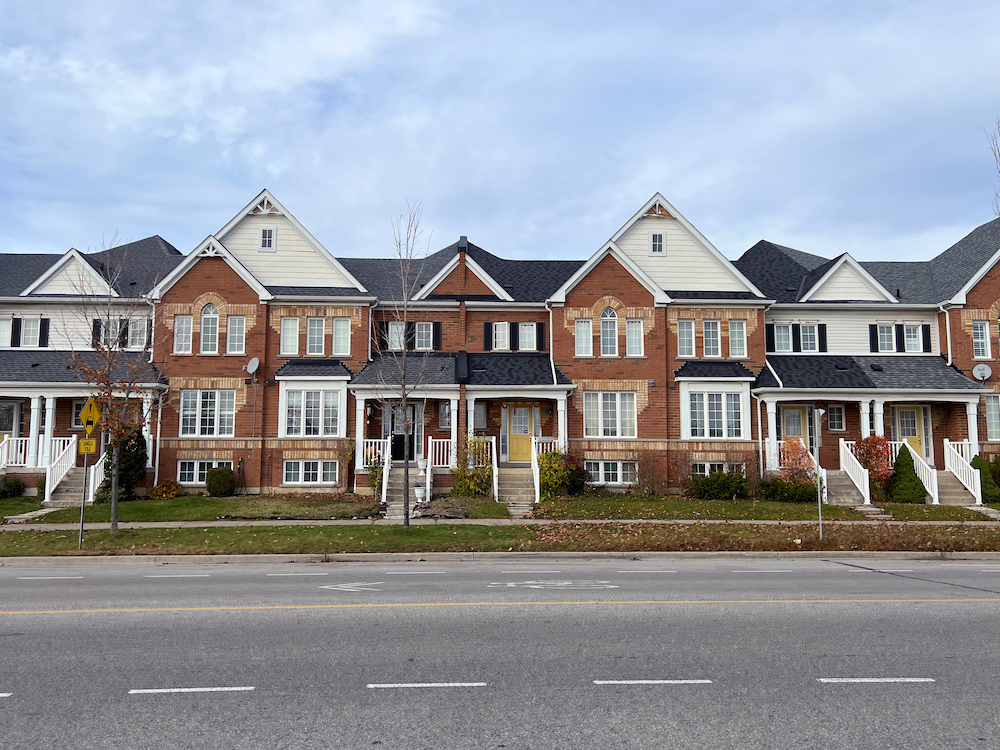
left=2, top=556, right=1000, bottom=749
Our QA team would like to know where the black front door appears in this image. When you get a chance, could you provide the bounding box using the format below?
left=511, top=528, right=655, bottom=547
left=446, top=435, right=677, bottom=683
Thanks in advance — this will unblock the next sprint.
left=390, top=405, right=416, bottom=461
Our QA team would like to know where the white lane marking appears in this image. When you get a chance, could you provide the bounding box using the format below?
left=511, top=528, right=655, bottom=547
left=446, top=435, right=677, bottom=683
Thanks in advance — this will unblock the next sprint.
left=319, top=582, right=384, bottom=592
left=145, top=574, right=211, bottom=578
left=616, top=570, right=677, bottom=573
left=384, top=571, right=447, bottom=575
left=367, top=682, right=486, bottom=689
left=501, top=570, right=561, bottom=574
left=266, top=573, right=329, bottom=576
left=731, top=570, right=792, bottom=574
left=876, top=570, right=913, bottom=573
left=594, top=680, right=712, bottom=685
left=0, top=693, right=12, bottom=698
left=847, top=569, right=873, bottom=572
left=817, top=678, right=935, bottom=683
left=129, top=686, right=255, bottom=694
left=489, top=580, right=618, bottom=589
left=17, top=576, right=83, bottom=580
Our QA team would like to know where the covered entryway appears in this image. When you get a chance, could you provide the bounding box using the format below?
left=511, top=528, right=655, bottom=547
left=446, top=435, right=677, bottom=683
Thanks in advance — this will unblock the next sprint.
left=388, top=404, right=419, bottom=461
left=507, top=404, right=533, bottom=462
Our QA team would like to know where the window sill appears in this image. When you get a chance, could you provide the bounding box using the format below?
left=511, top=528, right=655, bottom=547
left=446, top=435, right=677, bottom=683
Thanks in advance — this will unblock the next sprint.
left=599, top=355, right=620, bottom=359
left=583, top=436, right=638, bottom=440
left=624, top=355, right=646, bottom=359
left=172, top=352, right=193, bottom=356
left=573, top=355, right=595, bottom=359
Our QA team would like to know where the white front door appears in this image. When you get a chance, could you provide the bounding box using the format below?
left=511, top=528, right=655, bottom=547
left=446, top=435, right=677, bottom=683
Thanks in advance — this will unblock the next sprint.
left=0, top=402, right=17, bottom=440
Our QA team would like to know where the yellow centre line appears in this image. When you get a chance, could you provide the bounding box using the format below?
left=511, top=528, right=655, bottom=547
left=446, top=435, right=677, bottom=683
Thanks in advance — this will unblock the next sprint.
left=2, top=598, right=1000, bottom=616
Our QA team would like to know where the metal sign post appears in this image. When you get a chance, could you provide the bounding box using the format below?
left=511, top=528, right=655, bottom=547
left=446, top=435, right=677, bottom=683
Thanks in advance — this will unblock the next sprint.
left=77, top=398, right=100, bottom=550
left=814, top=409, right=825, bottom=542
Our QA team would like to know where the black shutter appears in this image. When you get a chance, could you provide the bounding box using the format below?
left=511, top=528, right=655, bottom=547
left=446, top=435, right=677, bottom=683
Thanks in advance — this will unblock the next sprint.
left=146, top=319, right=153, bottom=348
left=483, top=321, right=492, bottom=351
left=378, top=321, right=388, bottom=350
left=38, top=319, right=49, bottom=348
left=509, top=322, right=519, bottom=351
left=10, top=318, right=21, bottom=348
left=119, top=318, right=128, bottom=348
left=536, top=321, right=545, bottom=351
left=405, top=321, right=416, bottom=351
left=765, top=324, right=775, bottom=353
left=895, top=323, right=905, bottom=353
left=869, top=324, right=878, bottom=353
left=432, top=322, right=442, bottom=351
left=818, top=324, right=827, bottom=352
left=791, top=324, right=801, bottom=352
left=91, top=320, right=101, bottom=349
left=922, top=324, right=932, bottom=353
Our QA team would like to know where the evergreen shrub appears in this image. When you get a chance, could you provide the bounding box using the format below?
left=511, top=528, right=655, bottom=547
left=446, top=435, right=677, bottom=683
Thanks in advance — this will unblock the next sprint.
left=691, top=470, right=749, bottom=500
left=972, top=456, right=1000, bottom=504
left=758, top=477, right=816, bottom=503
left=205, top=467, right=236, bottom=497
left=887, top=446, right=927, bottom=503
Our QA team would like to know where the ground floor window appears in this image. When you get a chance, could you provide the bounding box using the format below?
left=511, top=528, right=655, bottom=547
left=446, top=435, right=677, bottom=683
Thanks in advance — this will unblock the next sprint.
left=178, top=459, right=233, bottom=484
left=691, top=462, right=745, bottom=478
left=283, top=459, right=339, bottom=485
left=987, top=395, right=1000, bottom=441
left=584, top=459, right=637, bottom=485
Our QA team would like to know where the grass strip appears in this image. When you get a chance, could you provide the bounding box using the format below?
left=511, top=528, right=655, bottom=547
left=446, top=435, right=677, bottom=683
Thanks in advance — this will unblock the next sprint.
left=533, top=497, right=866, bottom=521
left=0, top=498, right=44, bottom=518
left=879, top=504, right=985, bottom=522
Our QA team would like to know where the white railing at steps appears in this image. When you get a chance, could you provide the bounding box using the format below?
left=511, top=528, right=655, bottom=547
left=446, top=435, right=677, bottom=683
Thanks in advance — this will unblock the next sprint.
left=44, top=435, right=77, bottom=503
left=944, top=439, right=982, bottom=505
left=530, top=436, right=540, bottom=504
left=380, top=441, right=391, bottom=508
left=87, top=449, right=109, bottom=504
left=900, top=442, right=939, bottom=504
left=0, top=436, right=9, bottom=470
left=362, top=438, right=387, bottom=467
left=840, top=440, right=871, bottom=505
left=488, top=436, right=499, bottom=501
left=428, top=437, right=454, bottom=469
left=777, top=439, right=827, bottom=503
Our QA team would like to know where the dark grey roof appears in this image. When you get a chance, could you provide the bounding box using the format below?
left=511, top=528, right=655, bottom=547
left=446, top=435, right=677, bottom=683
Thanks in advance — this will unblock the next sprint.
left=664, top=290, right=762, bottom=300
left=929, top=216, right=1000, bottom=301
left=266, top=286, right=368, bottom=298
left=337, top=247, right=457, bottom=301
left=0, top=350, right=163, bottom=384
left=274, top=359, right=353, bottom=379
left=859, top=261, right=938, bottom=304
left=351, top=354, right=456, bottom=387
left=734, top=240, right=830, bottom=303
left=0, top=254, right=64, bottom=297
left=673, top=361, right=756, bottom=379
left=754, top=366, right=779, bottom=389
left=81, top=236, right=184, bottom=297
left=466, top=353, right=571, bottom=386
left=759, top=355, right=983, bottom=391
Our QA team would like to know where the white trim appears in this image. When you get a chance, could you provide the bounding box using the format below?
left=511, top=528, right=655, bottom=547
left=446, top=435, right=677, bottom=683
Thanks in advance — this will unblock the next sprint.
left=952, top=243, right=1000, bottom=304
left=277, top=380, right=347, bottom=439
left=413, top=252, right=514, bottom=301
left=648, top=230, right=665, bottom=256
left=549, top=242, right=671, bottom=305
left=799, top=254, right=898, bottom=303
left=21, top=249, right=118, bottom=298
left=258, top=225, right=277, bottom=253
left=148, top=236, right=274, bottom=302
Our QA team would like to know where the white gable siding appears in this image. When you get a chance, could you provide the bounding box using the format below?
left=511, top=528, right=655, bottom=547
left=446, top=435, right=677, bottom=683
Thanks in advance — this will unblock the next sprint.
left=220, top=214, right=354, bottom=288
left=616, top=216, right=749, bottom=292
left=767, top=308, right=938, bottom=354
left=31, top=260, right=108, bottom=296
left=0, top=303, right=141, bottom=350
left=809, top=264, right=890, bottom=301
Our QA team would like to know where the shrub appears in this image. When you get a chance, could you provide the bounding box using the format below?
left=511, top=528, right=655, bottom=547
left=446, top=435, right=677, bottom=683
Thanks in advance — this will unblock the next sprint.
left=972, top=456, right=1000, bottom=504
left=778, top=439, right=815, bottom=483
left=565, top=462, right=589, bottom=496
left=758, top=477, right=817, bottom=503
left=854, top=435, right=894, bottom=489
left=149, top=478, right=183, bottom=502
left=691, top=470, right=749, bottom=500
left=205, top=467, right=236, bottom=497
left=96, top=432, right=149, bottom=504
left=451, top=465, right=491, bottom=497
left=366, top=456, right=384, bottom=495
left=35, top=477, right=45, bottom=499
left=887, top=446, right=927, bottom=503
left=1, top=478, right=25, bottom=498
left=538, top=451, right=570, bottom=501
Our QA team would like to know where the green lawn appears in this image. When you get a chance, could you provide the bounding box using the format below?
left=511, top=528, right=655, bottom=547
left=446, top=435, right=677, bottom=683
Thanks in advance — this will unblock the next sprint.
left=880, top=503, right=987, bottom=522
left=533, top=495, right=866, bottom=521
left=40, top=495, right=380, bottom=524
left=416, top=495, right=510, bottom=519
left=0, top=497, right=42, bottom=518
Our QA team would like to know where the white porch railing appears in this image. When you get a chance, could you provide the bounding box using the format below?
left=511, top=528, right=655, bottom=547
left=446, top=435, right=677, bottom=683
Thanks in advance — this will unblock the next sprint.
left=362, top=438, right=388, bottom=467
left=428, top=437, right=454, bottom=469
left=381, top=443, right=391, bottom=508
left=534, top=437, right=557, bottom=456
left=897, top=441, right=939, bottom=504
left=467, top=436, right=491, bottom=468
left=488, top=436, right=498, bottom=501
left=44, top=435, right=77, bottom=503
left=944, top=439, right=982, bottom=505
left=0, top=436, right=10, bottom=470
left=4, top=438, right=31, bottom=467
left=530, top=436, right=540, bottom=504
left=777, top=439, right=827, bottom=503
left=840, top=439, right=871, bottom=505
left=87, top=449, right=109, bottom=505
left=951, top=439, right=975, bottom=463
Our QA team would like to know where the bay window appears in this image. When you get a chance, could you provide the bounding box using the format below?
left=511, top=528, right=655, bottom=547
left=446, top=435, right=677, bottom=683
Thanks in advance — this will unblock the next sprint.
left=179, top=389, right=236, bottom=436
left=583, top=391, right=636, bottom=438
left=686, top=389, right=744, bottom=439
left=285, top=389, right=340, bottom=436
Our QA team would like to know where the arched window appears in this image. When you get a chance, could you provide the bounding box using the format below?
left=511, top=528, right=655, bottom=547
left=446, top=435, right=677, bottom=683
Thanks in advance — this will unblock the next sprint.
left=200, top=304, right=219, bottom=354
left=600, top=307, right=618, bottom=356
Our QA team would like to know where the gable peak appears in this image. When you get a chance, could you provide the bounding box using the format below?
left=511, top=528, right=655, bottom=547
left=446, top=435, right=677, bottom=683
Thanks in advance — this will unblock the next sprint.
left=250, top=195, right=281, bottom=215
left=644, top=203, right=673, bottom=219
left=197, top=240, right=226, bottom=258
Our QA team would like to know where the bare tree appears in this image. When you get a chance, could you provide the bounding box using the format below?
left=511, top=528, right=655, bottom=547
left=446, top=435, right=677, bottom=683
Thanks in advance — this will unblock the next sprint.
left=990, top=115, right=1000, bottom=216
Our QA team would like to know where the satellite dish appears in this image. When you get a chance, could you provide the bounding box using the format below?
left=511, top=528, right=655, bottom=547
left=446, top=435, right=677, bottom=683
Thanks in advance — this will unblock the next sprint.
left=245, top=357, right=260, bottom=375
left=973, top=363, right=992, bottom=382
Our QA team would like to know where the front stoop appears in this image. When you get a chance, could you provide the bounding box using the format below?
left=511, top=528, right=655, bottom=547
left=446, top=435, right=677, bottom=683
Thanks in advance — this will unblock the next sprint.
left=41, top=467, right=90, bottom=509
left=856, top=505, right=893, bottom=521
left=936, top=471, right=977, bottom=506
left=497, top=467, right=533, bottom=518
left=825, top=470, right=865, bottom=506
left=382, top=466, right=422, bottom=520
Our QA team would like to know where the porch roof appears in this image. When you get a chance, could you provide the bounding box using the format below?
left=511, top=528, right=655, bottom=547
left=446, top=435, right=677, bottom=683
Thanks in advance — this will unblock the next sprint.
left=349, top=352, right=571, bottom=389
left=0, top=350, right=164, bottom=385
left=756, top=355, right=986, bottom=392
left=351, top=354, right=456, bottom=387
left=674, top=360, right=756, bottom=379
left=274, top=358, right=353, bottom=379
left=466, top=353, right=572, bottom=386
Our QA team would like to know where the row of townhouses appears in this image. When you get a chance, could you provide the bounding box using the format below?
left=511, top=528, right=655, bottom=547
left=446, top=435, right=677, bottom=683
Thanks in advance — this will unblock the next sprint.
left=2, top=190, right=999, bottom=508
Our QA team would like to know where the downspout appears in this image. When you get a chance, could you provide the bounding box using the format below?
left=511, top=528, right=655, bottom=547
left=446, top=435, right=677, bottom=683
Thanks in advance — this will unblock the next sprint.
left=153, top=390, right=163, bottom=485
left=939, top=304, right=952, bottom=366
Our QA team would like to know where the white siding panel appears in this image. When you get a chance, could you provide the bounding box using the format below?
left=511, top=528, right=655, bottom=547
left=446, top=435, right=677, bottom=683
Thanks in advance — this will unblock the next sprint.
left=221, top=215, right=354, bottom=288
left=0, top=303, right=130, bottom=350
left=767, top=308, right=938, bottom=354
left=32, top=260, right=107, bottom=296
left=616, top=216, right=748, bottom=292
left=809, top=264, right=889, bottom=301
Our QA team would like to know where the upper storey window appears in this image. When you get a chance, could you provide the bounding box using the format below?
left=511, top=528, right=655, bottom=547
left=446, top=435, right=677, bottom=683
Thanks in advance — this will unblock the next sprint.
left=200, top=304, right=219, bottom=354
left=729, top=320, right=746, bottom=358
left=600, top=307, right=618, bottom=356
left=280, top=317, right=299, bottom=356
left=677, top=320, right=694, bottom=357
left=649, top=231, right=664, bottom=256
left=703, top=320, right=720, bottom=358
left=774, top=324, right=791, bottom=353
left=800, top=323, right=817, bottom=352
left=973, top=321, right=990, bottom=359
left=878, top=324, right=895, bottom=353
left=575, top=319, right=592, bottom=357
left=904, top=324, right=921, bottom=353
left=174, top=315, right=192, bottom=354
left=260, top=226, right=276, bottom=252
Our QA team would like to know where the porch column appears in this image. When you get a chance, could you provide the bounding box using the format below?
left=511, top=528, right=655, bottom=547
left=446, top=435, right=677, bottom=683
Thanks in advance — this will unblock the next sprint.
left=26, top=396, right=41, bottom=468
left=449, top=398, right=459, bottom=466
left=556, top=396, right=568, bottom=452
left=41, top=396, right=56, bottom=466
left=466, top=396, right=476, bottom=435
left=355, top=397, right=365, bottom=472
left=873, top=399, right=885, bottom=437
left=859, top=400, right=871, bottom=438
left=967, top=401, right=981, bottom=457
left=142, top=395, right=153, bottom=467
left=765, top=400, right=778, bottom=471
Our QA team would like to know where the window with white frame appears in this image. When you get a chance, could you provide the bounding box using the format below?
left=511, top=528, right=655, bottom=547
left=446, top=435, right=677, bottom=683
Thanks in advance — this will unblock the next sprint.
left=439, top=401, right=451, bottom=429
left=333, top=318, right=351, bottom=355
left=178, top=459, right=233, bottom=484
left=827, top=404, right=845, bottom=431
left=729, top=320, right=746, bottom=358
left=703, top=320, right=720, bottom=357
left=688, top=391, right=742, bottom=438
left=260, top=226, right=276, bottom=252
left=127, top=318, right=146, bottom=350
left=387, top=321, right=405, bottom=351
left=0, top=318, right=10, bottom=348
left=800, top=323, right=817, bottom=352
left=904, top=324, right=921, bottom=352
left=21, top=318, right=40, bottom=348
left=678, top=319, right=694, bottom=357
left=649, top=231, right=664, bottom=255
left=519, top=322, right=536, bottom=351
left=227, top=316, right=245, bottom=355
left=174, top=314, right=192, bottom=354
left=285, top=389, right=340, bottom=436
left=626, top=319, right=643, bottom=356
left=200, top=304, right=219, bottom=354
left=575, top=319, right=592, bottom=356
left=583, top=391, right=637, bottom=438
left=691, top=461, right=744, bottom=477
left=306, top=318, right=325, bottom=355
left=600, top=307, right=618, bottom=356
left=973, top=321, right=990, bottom=358
left=280, top=317, right=299, bottom=356
left=72, top=401, right=85, bottom=428
left=774, top=324, right=791, bottom=352
left=474, top=402, right=487, bottom=430
left=493, top=322, right=509, bottom=351
left=878, top=324, right=895, bottom=352
left=283, top=459, right=338, bottom=485
left=987, top=395, right=1000, bottom=441
left=179, top=389, right=236, bottom=436
left=584, top=460, right=638, bottom=484
left=415, top=322, right=433, bottom=351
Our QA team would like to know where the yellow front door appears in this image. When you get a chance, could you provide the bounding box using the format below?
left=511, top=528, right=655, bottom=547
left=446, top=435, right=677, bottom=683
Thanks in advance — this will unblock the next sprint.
left=898, top=408, right=923, bottom=457
left=509, top=406, right=532, bottom=462
left=782, top=407, right=806, bottom=442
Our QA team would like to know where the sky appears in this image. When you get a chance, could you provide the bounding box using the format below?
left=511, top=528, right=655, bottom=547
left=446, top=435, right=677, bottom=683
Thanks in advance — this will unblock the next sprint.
left=2, top=0, right=1000, bottom=265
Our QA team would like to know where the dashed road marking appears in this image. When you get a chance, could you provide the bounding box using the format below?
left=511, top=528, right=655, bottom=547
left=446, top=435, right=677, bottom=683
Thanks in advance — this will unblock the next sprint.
left=0, top=693, right=11, bottom=698
left=129, top=686, right=255, bottom=694
left=489, top=580, right=618, bottom=589
left=266, top=573, right=329, bottom=576
left=367, top=682, right=486, bottom=689
left=384, top=571, right=446, bottom=575
left=145, top=575, right=211, bottom=578
left=817, top=678, right=934, bottom=683
left=616, top=570, right=677, bottom=574
left=500, top=570, right=561, bottom=574
left=731, top=570, right=792, bottom=574
left=593, top=679, right=711, bottom=685
left=17, top=576, right=83, bottom=580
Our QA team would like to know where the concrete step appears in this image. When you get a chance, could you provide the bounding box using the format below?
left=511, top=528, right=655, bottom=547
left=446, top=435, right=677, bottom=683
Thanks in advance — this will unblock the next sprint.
left=824, top=470, right=865, bottom=506
left=936, top=470, right=976, bottom=505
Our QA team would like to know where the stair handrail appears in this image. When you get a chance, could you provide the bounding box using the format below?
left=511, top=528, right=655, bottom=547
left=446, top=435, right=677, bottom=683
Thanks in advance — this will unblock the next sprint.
left=530, top=436, right=540, bottom=504
left=87, top=448, right=109, bottom=504
left=840, top=439, right=871, bottom=505
left=45, top=434, right=77, bottom=503
left=424, top=435, right=433, bottom=502
left=0, top=435, right=9, bottom=471
left=944, top=439, right=982, bottom=505
left=902, top=441, right=939, bottom=504
left=489, top=435, right=499, bottom=501
left=380, top=438, right=391, bottom=508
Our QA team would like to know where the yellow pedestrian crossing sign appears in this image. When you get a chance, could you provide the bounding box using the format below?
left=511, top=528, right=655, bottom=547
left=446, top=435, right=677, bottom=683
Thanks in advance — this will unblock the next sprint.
left=79, top=438, right=97, bottom=454
left=80, top=398, right=100, bottom=436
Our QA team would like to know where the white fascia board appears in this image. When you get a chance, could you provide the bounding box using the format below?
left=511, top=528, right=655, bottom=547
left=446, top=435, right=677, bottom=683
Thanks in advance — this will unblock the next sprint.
left=548, top=243, right=671, bottom=305
left=148, top=236, right=273, bottom=302
left=215, top=189, right=368, bottom=294
left=609, top=193, right=765, bottom=298
left=767, top=302, right=939, bottom=311
left=751, top=387, right=986, bottom=399
left=951, top=244, right=1000, bottom=304
left=463, top=301, right=546, bottom=309
left=671, top=299, right=775, bottom=307
left=412, top=253, right=459, bottom=300
left=674, top=377, right=755, bottom=382
left=21, top=249, right=117, bottom=298
left=414, top=253, right=514, bottom=301
left=463, top=386, right=576, bottom=400
left=799, top=254, right=897, bottom=303
left=275, top=375, right=352, bottom=381
left=379, top=300, right=461, bottom=310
